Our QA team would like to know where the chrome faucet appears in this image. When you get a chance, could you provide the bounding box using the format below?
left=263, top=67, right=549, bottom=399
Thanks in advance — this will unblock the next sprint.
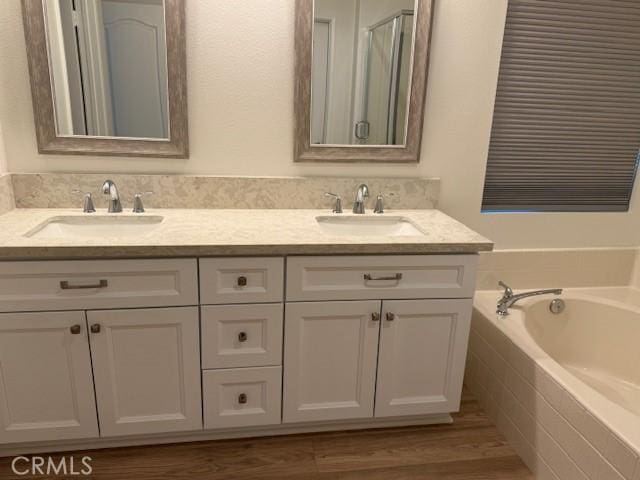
left=353, top=184, right=369, bottom=214
left=497, top=281, right=563, bottom=316
left=101, top=180, right=122, bottom=213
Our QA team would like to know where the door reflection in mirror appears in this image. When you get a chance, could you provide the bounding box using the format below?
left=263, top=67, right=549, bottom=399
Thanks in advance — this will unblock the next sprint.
left=43, top=0, right=169, bottom=139
left=311, top=0, right=417, bottom=146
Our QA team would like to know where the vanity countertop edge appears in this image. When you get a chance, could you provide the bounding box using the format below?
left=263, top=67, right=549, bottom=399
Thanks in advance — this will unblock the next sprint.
left=0, top=208, right=493, bottom=259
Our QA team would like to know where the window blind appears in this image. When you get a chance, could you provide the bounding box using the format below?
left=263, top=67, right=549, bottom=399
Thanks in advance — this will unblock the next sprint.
left=482, top=0, right=640, bottom=212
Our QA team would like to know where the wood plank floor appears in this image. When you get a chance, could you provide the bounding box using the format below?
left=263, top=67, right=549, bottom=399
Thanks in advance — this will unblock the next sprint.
left=0, top=389, right=533, bottom=479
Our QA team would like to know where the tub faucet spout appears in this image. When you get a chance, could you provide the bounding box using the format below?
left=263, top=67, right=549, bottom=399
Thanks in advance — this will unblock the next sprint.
left=497, top=281, right=562, bottom=316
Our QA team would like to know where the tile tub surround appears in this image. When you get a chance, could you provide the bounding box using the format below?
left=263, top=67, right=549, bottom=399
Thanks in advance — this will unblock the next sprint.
left=0, top=174, right=14, bottom=215
left=466, top=293, right=640, bottom=480
left=0, top=209, right=493, bottom=259
left=10, top=174, right=440, bottom=210
left=477, top=248, right=638, bottom=290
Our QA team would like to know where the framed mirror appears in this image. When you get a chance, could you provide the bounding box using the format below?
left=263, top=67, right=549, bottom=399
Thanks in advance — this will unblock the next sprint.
left=21, top=0, right=188, bottom=158
left=294, top=0, right=433, bottom=163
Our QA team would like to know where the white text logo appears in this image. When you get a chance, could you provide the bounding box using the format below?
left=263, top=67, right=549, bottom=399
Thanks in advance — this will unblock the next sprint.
left=11, top=456, right=93, bottom=476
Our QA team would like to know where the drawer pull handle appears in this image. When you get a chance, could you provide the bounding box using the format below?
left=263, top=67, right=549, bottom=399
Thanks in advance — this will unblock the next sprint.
left=238, top=331, right=248, bottom=342
left=364, top=273, right=403, bottom=282
left=386, top=312, right=396, bottom=322
left=238, top=393, right=248, bottom=404
left=70, top=325, right=82, bottom=335
left=237, top=276, right=248, bottom=287
left=60, top=280, right=108, bottom=290
left=90, top=324, right=101, bottom=334
left=371, top=312, right=380, bottom=322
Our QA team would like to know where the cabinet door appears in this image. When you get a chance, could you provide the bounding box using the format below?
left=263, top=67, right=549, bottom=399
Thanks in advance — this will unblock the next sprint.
left=375, top=299, right=472, bottom=418
left=283, top=301, right=380, bottom=423
left=88, top=307, right=202, bottom=437
left=0, top=311, right=98, bottom=444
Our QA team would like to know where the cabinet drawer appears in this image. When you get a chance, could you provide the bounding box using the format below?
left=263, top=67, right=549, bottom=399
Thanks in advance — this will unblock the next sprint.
left=0, top=259, right=198, bottom=312
left=203, top=366, right=282, bottom=429
left=199, top=257, right=284, bottom=305
left=201, top=304, right=283, bottom=369
left=286, top=255, right=478, bottom=302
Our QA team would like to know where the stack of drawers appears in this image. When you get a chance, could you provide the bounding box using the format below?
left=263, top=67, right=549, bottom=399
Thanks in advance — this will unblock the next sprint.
left=199, top=258, right=285, bottom=429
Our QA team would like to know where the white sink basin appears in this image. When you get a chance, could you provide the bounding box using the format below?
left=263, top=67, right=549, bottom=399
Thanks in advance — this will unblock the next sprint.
left=25, top=216, right=164, bottom=239
left=316, top=216, right=425, bottom=236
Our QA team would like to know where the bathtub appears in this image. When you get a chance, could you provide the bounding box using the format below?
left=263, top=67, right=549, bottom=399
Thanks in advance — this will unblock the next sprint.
left=469, top=287, right=640, bottom=480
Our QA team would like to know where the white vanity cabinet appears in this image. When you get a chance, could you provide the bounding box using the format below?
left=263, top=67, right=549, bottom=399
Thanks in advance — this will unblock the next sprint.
left=199, top=258, right=285, bottom=430
left=283, top=255, right=477, bottom=424
left=282, top=298, right=472, bottom=423
left=0, top=259, right=202, bottom=446
left=0, top=253, right=479, bottom=453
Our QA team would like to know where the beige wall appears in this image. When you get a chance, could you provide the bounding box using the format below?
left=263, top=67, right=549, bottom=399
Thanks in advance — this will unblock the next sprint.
left=1, top=0, right=639, bottom=249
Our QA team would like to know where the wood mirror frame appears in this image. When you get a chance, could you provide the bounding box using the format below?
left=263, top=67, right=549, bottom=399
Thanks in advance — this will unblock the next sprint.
left=21, top=0, right=188, bottom=158
left=294, top=0, right=433, bottom=163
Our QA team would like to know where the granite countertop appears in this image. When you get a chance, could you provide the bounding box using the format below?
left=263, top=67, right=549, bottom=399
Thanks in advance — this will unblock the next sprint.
left=0, top=209, right=493, bottom=259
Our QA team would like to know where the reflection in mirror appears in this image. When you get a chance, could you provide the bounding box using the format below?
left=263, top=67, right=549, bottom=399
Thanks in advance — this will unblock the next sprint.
left=312, top=0, right=417, bottom=146
left=43, top=0, right=169, bottom=139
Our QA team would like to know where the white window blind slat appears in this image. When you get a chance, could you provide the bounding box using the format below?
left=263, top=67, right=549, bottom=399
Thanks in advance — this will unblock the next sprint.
left=482, top=0, right=640, bottom=212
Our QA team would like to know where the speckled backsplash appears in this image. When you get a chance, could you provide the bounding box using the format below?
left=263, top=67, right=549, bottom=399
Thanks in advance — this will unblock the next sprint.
left=0, top=174, right=15, bottom=215
left=10, top=174, right=440, bottom=210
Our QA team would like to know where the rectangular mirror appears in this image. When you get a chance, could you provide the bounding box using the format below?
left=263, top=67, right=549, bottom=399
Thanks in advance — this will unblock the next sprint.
left=295, top=0, right=433, bottom=162
left=21, top=0, right=188, bottom=158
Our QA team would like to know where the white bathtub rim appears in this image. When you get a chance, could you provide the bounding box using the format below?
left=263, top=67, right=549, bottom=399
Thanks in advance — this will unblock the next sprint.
left=474, top=288, right=640, bottom=456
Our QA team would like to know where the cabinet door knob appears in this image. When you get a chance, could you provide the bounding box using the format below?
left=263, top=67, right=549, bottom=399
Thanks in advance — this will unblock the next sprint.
left=238, top=331, right=248, bottom=342
left=371, top=312, right=380, bottom=322
left=386, top=312, right=396, bottom=322
left=70, top=325, right=82, bottom=335
left=237, top=276, right=248, bottom=287
left=90, top=324, right=101, bottom=334
left=238, top=393, right=248, bottom=404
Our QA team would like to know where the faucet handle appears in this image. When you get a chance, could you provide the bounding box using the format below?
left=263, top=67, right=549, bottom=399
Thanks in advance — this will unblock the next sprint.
left=373, top=192, right=395, bottom=214
left=498, top=281, right=513, bottom=298
left=325, top=192, right=343, bottom=214
left=132, top=191, right=153, bottom=213
left=72, top=190, right=96, bottom=213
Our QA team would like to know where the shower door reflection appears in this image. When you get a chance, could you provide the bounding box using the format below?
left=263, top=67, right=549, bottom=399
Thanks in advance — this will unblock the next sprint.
left=360, top=11, right=414, bottom=145
left=311, top=0, right=417, bottom=147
